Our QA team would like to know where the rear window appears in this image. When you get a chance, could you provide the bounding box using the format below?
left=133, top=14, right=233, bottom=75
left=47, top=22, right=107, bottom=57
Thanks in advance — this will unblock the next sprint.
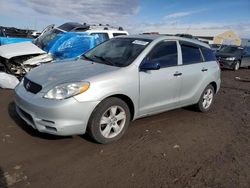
left=201, top=47, right=216, bottom=61
left=113, top=33, right=127, bottom=37
left=58, top=22, right=88, bottom=32
left=181, top=44, right=203, bottom=65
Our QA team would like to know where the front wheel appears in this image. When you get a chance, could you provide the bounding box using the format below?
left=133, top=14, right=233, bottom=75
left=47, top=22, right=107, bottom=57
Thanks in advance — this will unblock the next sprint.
left=88, top=97, right=130, bottom=144
left=233, top=61, right=240, bottom=71
left=195, top=85, right=215, bottom=112
left=0, top=62, right=7, bottom=72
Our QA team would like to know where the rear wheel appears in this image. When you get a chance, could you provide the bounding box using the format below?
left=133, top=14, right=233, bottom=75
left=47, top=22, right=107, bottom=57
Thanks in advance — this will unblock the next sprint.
left=195, top=85, right=215, bottom=112
left=88, top=97, right=130, bottom=144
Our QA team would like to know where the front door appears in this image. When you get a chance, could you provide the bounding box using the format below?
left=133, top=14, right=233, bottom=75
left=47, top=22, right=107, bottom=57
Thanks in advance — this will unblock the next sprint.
left=139, top=41, right=182, bottom=116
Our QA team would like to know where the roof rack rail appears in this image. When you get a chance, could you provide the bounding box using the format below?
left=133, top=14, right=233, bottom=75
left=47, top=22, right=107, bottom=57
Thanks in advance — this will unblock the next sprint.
left=82, top=23, right=124, bottom=31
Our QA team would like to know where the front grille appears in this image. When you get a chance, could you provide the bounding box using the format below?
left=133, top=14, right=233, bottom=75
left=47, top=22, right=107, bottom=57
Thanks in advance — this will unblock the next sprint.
left=23, top=77, right=42, bottom=94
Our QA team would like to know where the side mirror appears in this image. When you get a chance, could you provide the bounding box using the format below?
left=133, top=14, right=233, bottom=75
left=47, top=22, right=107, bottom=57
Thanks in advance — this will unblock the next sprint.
left=140, top=61, right=161, bottom=71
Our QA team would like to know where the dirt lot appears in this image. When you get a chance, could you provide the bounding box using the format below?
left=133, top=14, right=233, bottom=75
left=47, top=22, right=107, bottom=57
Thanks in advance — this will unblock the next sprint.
left=0, top=69, right=250, bottom=188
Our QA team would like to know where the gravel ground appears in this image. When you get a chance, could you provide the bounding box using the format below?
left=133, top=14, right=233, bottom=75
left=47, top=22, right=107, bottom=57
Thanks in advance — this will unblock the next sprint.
left=0, top=69, right=249, bottom=188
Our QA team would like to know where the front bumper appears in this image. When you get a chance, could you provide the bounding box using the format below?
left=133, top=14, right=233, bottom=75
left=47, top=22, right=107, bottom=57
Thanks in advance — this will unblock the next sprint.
left=15, top=84, right=99, bottom=136
left=219, top=60, right=235, bottom=69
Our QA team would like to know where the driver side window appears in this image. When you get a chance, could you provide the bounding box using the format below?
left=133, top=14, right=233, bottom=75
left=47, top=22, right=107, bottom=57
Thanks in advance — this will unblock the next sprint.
left=148, top=41, right=178, bottom=68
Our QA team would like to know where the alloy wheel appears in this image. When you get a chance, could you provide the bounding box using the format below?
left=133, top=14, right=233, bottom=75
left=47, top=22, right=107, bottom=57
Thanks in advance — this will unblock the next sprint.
left=99, top=105, right=126, bottom=138
left=202, top=88, right=213, bottom=109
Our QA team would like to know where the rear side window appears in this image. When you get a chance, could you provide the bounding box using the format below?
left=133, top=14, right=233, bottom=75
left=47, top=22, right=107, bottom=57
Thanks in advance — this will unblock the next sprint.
left=201, top=47, right=216, bottom=61
left=113, top=33, right=127, bottom=37
left=181, top=44, right=203, bottom=65
left=149, top=41, right=178, bottom=68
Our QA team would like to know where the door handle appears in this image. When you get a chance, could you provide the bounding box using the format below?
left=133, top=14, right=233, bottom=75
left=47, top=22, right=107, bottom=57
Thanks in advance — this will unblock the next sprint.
left=173, top=72, right=182, bottom=76
left=202, top=68, right=208, bottom=72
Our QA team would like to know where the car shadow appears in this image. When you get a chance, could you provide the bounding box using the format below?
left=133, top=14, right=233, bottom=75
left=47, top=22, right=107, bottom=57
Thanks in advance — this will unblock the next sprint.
left=0, top=167, right=7, bottom=188
left=79, top=134, right=96, bottom=143
left=8, top=101, right=72, bottom=140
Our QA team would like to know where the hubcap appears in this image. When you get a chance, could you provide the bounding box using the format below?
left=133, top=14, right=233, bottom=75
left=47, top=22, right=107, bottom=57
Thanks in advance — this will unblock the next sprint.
left=202, top=88, right=213, bottom=109
left=99, top=105, right=126, bottom=138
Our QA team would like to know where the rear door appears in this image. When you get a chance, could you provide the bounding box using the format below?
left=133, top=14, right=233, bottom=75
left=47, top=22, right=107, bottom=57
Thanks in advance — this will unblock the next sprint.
left=139, top=40, right=182, bottom=115
left=178, top=41, right=207, bottom=106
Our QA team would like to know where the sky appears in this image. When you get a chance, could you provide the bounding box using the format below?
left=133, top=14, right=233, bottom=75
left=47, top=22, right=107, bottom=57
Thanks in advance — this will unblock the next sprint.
left=0, top=0, right=250, bottom=38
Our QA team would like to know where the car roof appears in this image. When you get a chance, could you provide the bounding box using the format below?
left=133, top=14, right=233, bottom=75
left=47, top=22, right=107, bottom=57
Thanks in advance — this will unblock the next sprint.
left=118, top=34, right=210, bottom=48
left=86, top=30, right=128, bottom=33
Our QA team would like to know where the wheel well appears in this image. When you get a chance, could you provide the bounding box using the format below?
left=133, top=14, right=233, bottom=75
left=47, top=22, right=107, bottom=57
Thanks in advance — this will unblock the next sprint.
left=210, top=82, right=217, bottom=93
left=236, top=58, right=241, bottom=64
left=0, top=62, right=6, bottom=72
left=239, top=58, right=242, bottom=64
left=107, top=94, right=135, bottom=120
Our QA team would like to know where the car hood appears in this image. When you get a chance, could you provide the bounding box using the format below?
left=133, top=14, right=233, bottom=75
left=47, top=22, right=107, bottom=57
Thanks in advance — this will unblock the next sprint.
left=25, top=59, right=120, bottom=91
left=0, top=41, right=46, bottom=59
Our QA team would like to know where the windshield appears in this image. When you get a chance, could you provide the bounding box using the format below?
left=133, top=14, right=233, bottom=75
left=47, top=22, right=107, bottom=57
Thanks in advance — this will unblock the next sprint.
left=210, top=44, right=220, bottom=48
left=219, top=46, right=241, bottom=53
left=82, top=38, right=151, bottom=67
left=33, top=28, right=64, bottom=49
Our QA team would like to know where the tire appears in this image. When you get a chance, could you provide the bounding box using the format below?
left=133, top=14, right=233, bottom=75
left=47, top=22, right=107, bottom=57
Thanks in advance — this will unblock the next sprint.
left=195, top=85, right=215, bottom=112
left=88, top=97, right=130, bottom=144
left=233, top=60, right=240, bottom=71
left=0, top=62, right=6, bottom=72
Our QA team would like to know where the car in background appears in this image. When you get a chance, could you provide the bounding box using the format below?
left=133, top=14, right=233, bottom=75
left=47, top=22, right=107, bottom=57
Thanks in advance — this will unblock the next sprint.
left=15, top=35, right=220, bottom=143
left=209, top=44, right=222, bottom=52
left=0, top=26, right=34, bottom=45
left=0, top=22, right=128, bottom=79
left=216, top=45, right=250, bottom=70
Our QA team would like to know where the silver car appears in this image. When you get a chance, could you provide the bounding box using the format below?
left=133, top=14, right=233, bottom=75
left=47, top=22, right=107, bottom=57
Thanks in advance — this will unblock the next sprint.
left=15, top=35, right=221, bottom=143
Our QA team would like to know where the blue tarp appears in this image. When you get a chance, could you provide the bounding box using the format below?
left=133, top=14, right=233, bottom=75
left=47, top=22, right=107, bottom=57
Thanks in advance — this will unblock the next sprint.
left=0, top=37, right=32, bottom=45
left=42, top=32, right=96, bottom=60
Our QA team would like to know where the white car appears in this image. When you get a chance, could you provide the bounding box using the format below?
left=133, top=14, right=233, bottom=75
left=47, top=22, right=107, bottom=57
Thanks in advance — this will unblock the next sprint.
left=15, top=35, right=221, bottom=144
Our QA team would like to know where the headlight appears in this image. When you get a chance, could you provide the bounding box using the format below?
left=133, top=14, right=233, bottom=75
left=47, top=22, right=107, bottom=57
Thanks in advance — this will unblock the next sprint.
left=44, top=82, right=90, bottom=100
left=225, top=57, right=236, bottom=61
left=23, top=54, right=54, bottom=66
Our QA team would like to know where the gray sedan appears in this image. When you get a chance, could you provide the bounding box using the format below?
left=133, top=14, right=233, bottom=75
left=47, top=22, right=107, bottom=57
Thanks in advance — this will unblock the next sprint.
left=15, top=35, right=221, bottom=143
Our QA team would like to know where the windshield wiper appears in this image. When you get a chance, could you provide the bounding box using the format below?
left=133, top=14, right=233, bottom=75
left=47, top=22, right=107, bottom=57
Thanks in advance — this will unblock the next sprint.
left=81, top=54, right=94, bottom=62
left=94, top=55, right=115, bottom=66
